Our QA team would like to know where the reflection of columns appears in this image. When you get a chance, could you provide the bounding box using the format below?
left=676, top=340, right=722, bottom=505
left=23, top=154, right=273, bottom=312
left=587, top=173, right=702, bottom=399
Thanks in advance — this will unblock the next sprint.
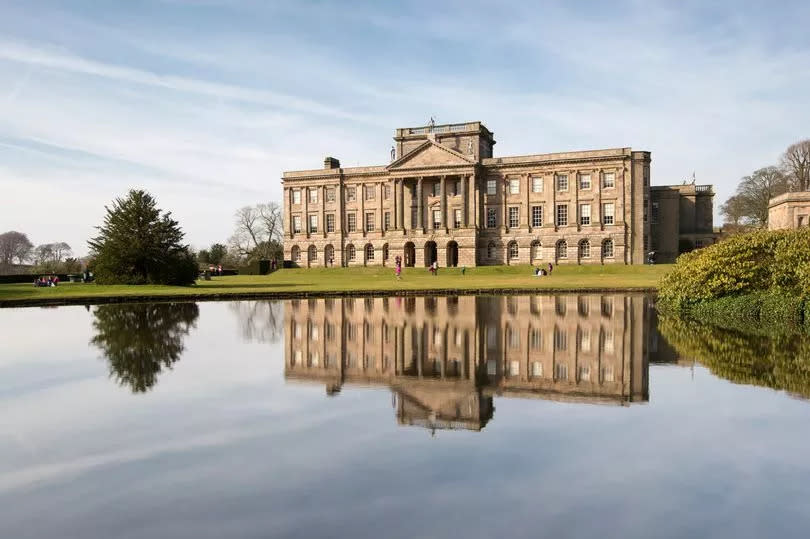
left=416, top=323, right=423, bottom=378
left=417, top=177, right=424, bottom=232
left=440, top=175, right=447, bottom=231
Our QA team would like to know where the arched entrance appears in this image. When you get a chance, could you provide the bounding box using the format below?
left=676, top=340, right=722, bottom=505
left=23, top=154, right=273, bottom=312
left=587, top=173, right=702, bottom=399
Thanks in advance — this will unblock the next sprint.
left=446, top=241, right=459, bottom=267
left=424, top=241, right=437, bottom=267
left=324, top=244, right=334, bottom=267
left=404, top=242, right=416, bottom=267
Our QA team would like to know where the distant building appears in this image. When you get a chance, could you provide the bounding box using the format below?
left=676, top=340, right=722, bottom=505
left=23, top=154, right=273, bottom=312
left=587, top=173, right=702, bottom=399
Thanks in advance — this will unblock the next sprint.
left=282, top=120, right=651, bottom=267
left=649, top=184, right=719, bottom=263
left=767, top=192, right=810, bottom=230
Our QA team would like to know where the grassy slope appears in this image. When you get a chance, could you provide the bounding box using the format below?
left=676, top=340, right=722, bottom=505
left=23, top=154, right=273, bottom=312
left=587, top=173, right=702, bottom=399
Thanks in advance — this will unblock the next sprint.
left=0, top=264, right=671, bottom=304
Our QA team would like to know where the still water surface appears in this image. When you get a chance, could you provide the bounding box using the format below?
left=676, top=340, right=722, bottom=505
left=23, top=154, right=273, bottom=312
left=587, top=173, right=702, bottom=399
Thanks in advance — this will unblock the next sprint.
left=1, top=294, right=810, bottom=538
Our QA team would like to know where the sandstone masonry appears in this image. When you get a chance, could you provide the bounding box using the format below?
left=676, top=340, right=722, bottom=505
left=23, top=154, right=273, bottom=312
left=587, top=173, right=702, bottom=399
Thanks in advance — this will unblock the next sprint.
left=283, top=121, right=651, bottom=267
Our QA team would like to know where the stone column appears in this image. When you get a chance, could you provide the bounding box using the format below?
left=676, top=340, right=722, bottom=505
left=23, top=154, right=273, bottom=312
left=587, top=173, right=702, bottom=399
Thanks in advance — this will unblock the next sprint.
left=417, top=177, right=424, bottom=232
left=462, top=175, right=469, bottom=228
left=524, top=173, right=530, bottom=230
left=399, top=179, right=406, bottom=230
left=303, top=187, right=309, bottom=238
left=359, top=182, right=365, bottom=237
left=440, top=175, right=447, bottom=231
left=502, top=177, right=508, bottom=229
left=287, top=187, right=294, bottom=238
left=392, top=180, right=398, bottom=233
left=321, top=185, right=326, bottom=238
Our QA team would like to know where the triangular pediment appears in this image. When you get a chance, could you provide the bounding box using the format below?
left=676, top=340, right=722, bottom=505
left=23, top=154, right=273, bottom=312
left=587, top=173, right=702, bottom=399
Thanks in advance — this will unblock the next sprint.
left=387, top=140, right=475, bottom=170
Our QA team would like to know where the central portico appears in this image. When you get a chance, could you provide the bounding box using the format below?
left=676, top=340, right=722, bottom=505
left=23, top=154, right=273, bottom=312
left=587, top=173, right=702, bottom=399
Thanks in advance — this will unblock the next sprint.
left=283, top=121, right=650, bottom=267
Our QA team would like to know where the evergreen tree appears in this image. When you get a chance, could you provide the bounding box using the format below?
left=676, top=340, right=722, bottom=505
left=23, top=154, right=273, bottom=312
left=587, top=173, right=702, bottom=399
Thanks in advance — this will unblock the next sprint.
left=88, top=190, right=197, bottom=285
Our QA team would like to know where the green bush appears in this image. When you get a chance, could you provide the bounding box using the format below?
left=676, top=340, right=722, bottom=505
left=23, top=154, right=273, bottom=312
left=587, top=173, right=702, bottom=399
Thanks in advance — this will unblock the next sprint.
left=658, top=228, right=810, bottom=308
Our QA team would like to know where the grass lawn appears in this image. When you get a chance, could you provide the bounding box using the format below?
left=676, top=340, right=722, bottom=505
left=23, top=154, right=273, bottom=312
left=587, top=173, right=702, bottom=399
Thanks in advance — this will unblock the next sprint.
left=0, top=264, right=671, bottom=306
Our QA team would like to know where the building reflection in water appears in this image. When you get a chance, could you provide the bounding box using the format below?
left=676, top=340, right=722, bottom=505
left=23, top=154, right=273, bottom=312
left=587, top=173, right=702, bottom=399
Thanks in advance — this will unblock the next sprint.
left=284, top=294, right=650, bottom=432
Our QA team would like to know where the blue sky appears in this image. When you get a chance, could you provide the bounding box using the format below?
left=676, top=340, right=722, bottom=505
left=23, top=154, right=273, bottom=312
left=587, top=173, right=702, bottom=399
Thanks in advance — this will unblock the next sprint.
left=2, top=0, right=810, bottom=255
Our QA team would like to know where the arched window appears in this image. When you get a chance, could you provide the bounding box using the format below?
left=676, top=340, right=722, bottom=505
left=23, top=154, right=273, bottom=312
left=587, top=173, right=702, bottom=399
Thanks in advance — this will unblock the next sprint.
left=556, top=240, right=568, bottom=260
left=324, top=244, right=334, bottom=266
left=530, top=240, right=541, bottom=261
left=291, top=245, right=301, bottom=262
left=365, top=244, right=375, bottom=261
left=508, top=241, right=519, bottom=260
left=578, top=239, right=590, bottom=259
left=308, top=245, right=317, bottom=262
left=487, top=242, right=496, bottom=259
left=382, top=244, right=389, bottom=261
left=602, top=239, right=614, bottom=259
left=347, top=244, right=356, bottom=262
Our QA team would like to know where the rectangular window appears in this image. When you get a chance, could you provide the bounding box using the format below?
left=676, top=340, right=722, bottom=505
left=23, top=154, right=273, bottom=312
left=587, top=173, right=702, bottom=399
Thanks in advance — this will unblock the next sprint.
left=532, top=206, right=543, bottom=227
left=326, top=214, right=335, bottom=233
left=384, top=212, right=391, bottom=230
left=384, top=185, right=391, bottom=199
left=509, top=178, right=519, bottom=194
left=487, top=179, right=496, bottom=195
left=365, top=185, right=375, bottom=200
left=365, top=212, right=375, bottom=231
left=530, top=328, right=542, bottom=350
left=579, top=204, right=591, bottom=225
left=556, top=204, right=568, bottom=226
left=532, top=176, right=543, bottom=193
left=292, top=189, right=301, bottom=205
left=603, top=203, right=615, bottom=225
left=432, top=182, right=441, bottom=197
left=432, top=209, right=441, bottom=229
left=292, top=215, right=301, bottom=233
left=326, top=187, right=336, bottom=202
left=454, top=209, right=462, bottom=228
left=651, top=202, right=659, bottom=224
left=556, top=174, right=569, bottom=192
left=309, top=214, right=318, bottom=233
left=487, top=208, right=497, bottom=228
left=579, top=174, right=591, bottom=190
left=309, top=188, right=318, bottom=204
left=508, top=206, right=519, bottom=228
left=346, top=187, right=356, bottom=202
left=347, top=213, right=356, bottom=232
left=602, top=172, right=615, bottom=188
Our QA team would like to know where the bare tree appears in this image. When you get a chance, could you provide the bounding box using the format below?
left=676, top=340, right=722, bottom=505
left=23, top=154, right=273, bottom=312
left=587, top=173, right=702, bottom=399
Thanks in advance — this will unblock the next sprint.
left=228, top=202, right=284, bottom=261
left=0, top=231, right=33, bottom=266
left=721, top=167, right=789, bottom=228
left=32, top=242, right=73, bottom=272
left=781, top=139, right=810, bottom=191
left=228, top=300, right=284, bottom=344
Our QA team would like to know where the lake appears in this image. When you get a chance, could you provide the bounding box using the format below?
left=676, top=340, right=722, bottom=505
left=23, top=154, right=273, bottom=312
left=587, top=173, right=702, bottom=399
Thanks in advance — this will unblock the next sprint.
left=2, top=294, right=810, bottom=539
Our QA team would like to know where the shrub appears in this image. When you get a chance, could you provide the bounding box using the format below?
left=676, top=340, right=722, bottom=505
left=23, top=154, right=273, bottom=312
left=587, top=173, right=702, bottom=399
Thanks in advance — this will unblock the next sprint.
left=658, top=228, right=810, bottom=308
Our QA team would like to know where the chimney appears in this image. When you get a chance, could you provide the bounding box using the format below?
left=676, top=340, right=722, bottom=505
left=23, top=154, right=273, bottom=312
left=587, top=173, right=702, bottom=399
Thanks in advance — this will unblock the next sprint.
left=324, top=156, right=340, bottom=169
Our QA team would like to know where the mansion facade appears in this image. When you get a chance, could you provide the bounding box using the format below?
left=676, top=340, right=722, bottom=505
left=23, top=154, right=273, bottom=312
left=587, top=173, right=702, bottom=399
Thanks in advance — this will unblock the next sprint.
left=282, top=121, right=651, bottom=267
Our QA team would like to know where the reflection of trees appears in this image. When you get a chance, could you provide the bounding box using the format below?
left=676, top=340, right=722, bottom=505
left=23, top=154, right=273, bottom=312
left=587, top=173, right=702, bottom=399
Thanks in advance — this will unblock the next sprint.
left=229, top=300, right=283, bottom=344
left=658, top=315, right=810, bottom=400
left=91, top=303, right=199, bottom=393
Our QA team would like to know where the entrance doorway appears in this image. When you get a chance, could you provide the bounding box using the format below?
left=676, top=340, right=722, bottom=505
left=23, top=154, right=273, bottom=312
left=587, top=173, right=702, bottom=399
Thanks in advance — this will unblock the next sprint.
left=424, top=241, right=437, bottom=267
left=404, top=242, right=416, bottom=267
left=446, top=241, right=458, bottom=267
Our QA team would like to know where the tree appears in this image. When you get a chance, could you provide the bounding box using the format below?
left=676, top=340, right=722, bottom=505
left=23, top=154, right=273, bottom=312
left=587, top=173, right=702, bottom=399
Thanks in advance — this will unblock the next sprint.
left=88, top=189, right=198, bottom=285
left=209, top=243, right=227, bottom=265
left=0, top=230, right=33, bottom=266
left=91, top=303, right=199, bottom=393
left=720, top=167, right=789, bottom=228
left=197, top=249, right=210, bottom=264
left=781, top=139, right=810, bottom=191
left=228, top=202, right=284, bottom=262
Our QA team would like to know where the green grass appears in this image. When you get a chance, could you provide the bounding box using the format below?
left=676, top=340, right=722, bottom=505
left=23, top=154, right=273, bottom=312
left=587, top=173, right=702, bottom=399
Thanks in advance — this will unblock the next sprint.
left=0, top=264, right=672, bottom=305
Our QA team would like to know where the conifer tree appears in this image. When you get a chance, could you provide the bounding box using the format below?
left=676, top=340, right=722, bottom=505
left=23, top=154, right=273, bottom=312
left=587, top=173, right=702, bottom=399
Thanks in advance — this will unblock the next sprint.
left=88, top=190, right=197, bottom=285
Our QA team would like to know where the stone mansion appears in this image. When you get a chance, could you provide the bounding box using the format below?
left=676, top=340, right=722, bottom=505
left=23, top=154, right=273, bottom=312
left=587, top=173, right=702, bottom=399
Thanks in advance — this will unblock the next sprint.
left=282, top=121, right=652, bottom=267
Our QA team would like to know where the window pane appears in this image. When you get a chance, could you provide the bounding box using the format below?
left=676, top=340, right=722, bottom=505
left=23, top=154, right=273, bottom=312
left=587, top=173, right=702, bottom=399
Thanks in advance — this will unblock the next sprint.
left=508, top=207, right=519, bottom=228
left=580, top=204, right=591, bottom=225
left=556, top=175, right=568, bottom=191
left=532, top=206, right=543, bottom=227
left=532, top=176, right=543, bottom=193
left=556, top=205, right=568, bottom=226
left=509, top=178, right=519, bottom=194
left=580, top=174, right=591, bottom=189
left=487, top=180, right=496, bottom=195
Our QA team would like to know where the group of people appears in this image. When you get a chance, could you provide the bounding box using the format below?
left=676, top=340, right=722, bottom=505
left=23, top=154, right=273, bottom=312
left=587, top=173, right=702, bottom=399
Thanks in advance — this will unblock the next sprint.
left=33, top=275, right=59, bottom=287
left=534, top=262, right=554, bottom=276
left=207, top=264, right=224, bottom=276
left=394, top=255, right=402, bottom=279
